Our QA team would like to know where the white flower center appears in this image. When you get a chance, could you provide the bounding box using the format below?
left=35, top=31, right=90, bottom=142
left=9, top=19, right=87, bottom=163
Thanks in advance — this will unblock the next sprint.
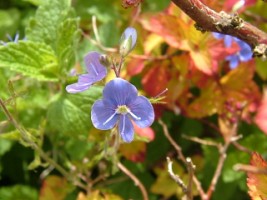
left=103, top=105, right=141, bottom=126
left=116, top=105, right=141, bottom=120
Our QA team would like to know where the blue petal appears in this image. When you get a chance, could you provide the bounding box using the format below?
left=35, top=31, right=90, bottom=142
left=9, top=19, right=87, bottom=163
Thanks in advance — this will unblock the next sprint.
left=224, top=35, right=233, bottom=48
left=84, top=52, right=107, bottom=78
left=66, top=83, right=91, bottom=93
left=212, top=32, right=224, bottom=39
left=103, top=78, right=138, bottom=106
left=128, top=96, right=154, bottom=128
left=66, top=74, right=95, bottom=93
left=91, top=100, right=119, bottom=130
left=119, top=115, right=134, bottom=143
left=226, top=55, right=239, bottom=69
left=121, top=27, right=137, bottom=50
left=239, top=45, right=252, bottom=61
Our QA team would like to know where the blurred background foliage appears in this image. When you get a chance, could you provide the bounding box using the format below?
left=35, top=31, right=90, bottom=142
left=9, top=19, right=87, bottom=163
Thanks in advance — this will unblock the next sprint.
left=0, top=0, right=267, bottom=200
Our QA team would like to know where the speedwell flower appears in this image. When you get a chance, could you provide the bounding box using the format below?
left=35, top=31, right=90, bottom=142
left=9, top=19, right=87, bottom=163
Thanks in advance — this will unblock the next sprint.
left=212, top=33, right=252, bottom=68
left=91, top=78, right=154, bottom=143
left=66, top=51, right=107, bottom=93
left=119, top=27, right=137, bottom=57
left=225, top=38, right=252, bottom=68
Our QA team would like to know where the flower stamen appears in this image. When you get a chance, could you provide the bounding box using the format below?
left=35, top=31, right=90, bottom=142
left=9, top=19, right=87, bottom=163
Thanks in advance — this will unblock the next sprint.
left=116, top=105, right=141, bottom=120
left=128, top=110, right=141, bottom=120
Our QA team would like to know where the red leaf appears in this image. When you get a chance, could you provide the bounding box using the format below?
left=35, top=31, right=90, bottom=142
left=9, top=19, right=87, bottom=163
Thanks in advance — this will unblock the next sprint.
left=142, top=62, right=170, bottom=97
left=126, top=58, right=145, bottom=76
left=134, top=123, right=155, bottom=141
left=121, top=0, right=143, bottom=8
left=255, top=89, right=267, bottom=135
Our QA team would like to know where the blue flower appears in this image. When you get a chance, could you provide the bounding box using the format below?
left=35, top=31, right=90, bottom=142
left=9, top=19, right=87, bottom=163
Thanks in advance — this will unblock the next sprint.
left=119, top=27, right=137, bottom=57
left=66, top=51, right=107, bottom=93
left=0, top=32, right=24, bottom=46
left=226, top=38, right=252, bottom=68
left=91, top=78, right=154, bottom=143
left=212, top=33, right=253, bottom=68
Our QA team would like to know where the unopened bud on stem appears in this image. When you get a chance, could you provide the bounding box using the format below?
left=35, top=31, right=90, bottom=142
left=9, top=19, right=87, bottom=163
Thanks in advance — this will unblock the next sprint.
left=119, top=27, right=137, bottom=57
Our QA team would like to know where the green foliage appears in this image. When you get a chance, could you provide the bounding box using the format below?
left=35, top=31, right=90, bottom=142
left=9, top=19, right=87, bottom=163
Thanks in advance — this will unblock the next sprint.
left=0, top=9, right=20, bottom=39
left=47, top=86, right=102, bottom=136
left=0, top=41, right=58, bottom=81
left=0, top=139, right=13, bottom=156
left=26, top=0, right=80, bottom=73
left=1, top=0, right=267, bottom=200
left=0, top=185, right=38, bottom=200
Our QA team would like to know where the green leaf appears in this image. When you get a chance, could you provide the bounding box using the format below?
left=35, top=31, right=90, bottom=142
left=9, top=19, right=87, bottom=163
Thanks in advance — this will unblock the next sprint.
left=0, top=139, right=13, bottom=156
left=0, top=41, right=58, bottom=81
left=0, top=185, right=38, bottom=200
left=0, top=130, right=21, bottom=141
left=0, top=9, right=20, bottom=39
left=26, top=0, right=71, bottom=47
left=56, top=18, right=81, bottom=71
left=26, top=0, right=80, bottom=74
left=47, top=86, right=103, bottom=136
left=64, top=138, right=94, bottom=161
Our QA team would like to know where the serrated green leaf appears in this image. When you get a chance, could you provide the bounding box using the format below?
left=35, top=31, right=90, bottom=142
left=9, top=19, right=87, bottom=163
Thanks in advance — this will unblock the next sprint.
left=0, top=41, right=58, bottom=81
left=0, top=185, right=38, bottom=200
left=47, top=86, right=103, bottom=136
left=26, top=0, right=71, bottom=47
left=56, top=18, right=80, bottom=71
left=25, top=0, right=80, bottom=74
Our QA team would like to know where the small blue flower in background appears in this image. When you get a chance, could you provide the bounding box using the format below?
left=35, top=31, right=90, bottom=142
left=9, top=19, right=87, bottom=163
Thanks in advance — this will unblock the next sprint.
left=213, top=32, right=253, bottom=68
left=66, top=51, right=107, bottom=93
left=0, top=32, right=24, bottom=46
left=119, top=27, right=137, bottom=57
left=91, top=78, right=154, bottom=143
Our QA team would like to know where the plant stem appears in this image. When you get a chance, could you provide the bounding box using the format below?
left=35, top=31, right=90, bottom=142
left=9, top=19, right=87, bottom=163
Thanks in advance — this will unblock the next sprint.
left=0, top=98, right=88, bottom=191
left=159, top=119, right=206, bottom=199
left=117, top=161, right=149, bottom=200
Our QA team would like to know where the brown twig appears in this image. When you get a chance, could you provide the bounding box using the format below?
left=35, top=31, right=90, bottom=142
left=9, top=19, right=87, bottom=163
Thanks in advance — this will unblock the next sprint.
left=158, top=119, right=206, bottom=199
left=171, top=0, right=267, bottom=57
left=205, top=123, right=238, bottom=200
left=232, top=141, right=252, bottom=154
left=186, top=157, right=196, bottom=200
left=234, top=164, right=267, bottom=174
left=182, top=134, right=221, bottom=148
left=117, top=161, right=149, bottom=200
left=166, top=157, right=187, bottom=193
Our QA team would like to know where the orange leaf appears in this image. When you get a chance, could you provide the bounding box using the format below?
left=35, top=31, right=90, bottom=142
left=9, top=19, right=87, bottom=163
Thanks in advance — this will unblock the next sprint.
left=119, top=141, right=146, bottom=162
left=247, top=152, right=267, bottom=200
left=39, top=176, right=71, bottom=200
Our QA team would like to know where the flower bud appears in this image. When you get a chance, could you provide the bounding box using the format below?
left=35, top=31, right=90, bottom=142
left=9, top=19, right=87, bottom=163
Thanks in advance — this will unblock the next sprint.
left=119, top=27, right=137, bottom=57
left=99, top=54, right=111, bottom=67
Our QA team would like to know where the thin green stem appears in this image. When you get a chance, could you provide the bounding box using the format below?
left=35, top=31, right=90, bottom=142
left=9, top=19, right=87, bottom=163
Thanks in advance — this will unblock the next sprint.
left=0, top=98, right=88, bottom=191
